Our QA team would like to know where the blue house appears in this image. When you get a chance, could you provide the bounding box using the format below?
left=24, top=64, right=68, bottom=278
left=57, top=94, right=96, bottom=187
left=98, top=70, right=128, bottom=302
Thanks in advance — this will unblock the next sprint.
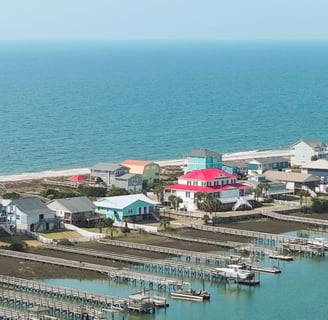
left=94, top=194, right=159, bottom=222
left=185, top=149, right=222, bottom=172
left=247, top=157, right=290, bottom=176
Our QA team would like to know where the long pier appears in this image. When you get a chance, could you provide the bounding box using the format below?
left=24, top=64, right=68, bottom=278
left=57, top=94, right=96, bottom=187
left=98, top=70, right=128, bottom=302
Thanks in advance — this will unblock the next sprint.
left=187, top=224, right=325, bottom=256
left=97, top=238, right=241, bottom=264
left=0, top=275, right=162, bottom=318
left=261, top=211, right=328, bottom=229
left=0, top=249, right=183, bottom=290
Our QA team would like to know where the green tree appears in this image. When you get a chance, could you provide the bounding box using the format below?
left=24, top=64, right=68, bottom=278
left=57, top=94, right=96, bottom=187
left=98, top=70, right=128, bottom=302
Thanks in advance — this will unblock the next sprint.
left=194, top=192, right=207, bottom=210
left=153, top=183, right=164, bottom=203
left=160, top=218, right=170, bottom=230
left=202, top=194, right=221, bottom=216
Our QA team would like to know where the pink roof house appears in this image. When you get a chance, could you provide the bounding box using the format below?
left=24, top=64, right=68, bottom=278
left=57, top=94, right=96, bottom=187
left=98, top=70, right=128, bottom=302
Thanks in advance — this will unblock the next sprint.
left=165, top=168, right=252, bottom=211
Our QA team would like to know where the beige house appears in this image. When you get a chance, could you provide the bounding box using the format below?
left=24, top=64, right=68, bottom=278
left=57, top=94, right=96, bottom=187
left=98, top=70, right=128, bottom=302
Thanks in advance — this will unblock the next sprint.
left=121, top=160, right=160, bottom=188
left=263, top=170, right=320, bottom=194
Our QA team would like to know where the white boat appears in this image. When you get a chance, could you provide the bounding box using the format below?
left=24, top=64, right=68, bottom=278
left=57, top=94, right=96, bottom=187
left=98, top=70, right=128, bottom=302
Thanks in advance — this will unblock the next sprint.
left=170, top=289, right=210, bottom=301
left=215, top=264, right=254, bottom=280
left=307, top=237, right=328, bottom=249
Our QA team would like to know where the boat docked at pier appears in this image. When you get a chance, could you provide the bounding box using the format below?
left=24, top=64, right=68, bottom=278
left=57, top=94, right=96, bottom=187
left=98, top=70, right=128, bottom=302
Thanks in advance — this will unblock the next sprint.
left=170, top=289, right=210, bottom=301
left=307, top=237, right=328, bottom=250
left=215, top=264, right=255, bottom=280
left=170, top=282, right=210, bottom=302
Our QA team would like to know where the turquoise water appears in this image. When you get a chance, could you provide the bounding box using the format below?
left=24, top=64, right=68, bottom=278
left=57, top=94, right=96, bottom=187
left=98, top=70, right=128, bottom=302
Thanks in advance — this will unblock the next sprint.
left=42, top=252, right=327, bottom=320
left=1, top=40, right=328, bottom=174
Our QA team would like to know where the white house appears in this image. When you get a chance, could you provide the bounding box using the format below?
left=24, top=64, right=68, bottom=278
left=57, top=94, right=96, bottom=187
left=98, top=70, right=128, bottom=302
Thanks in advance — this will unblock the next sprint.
left=12, top=197, right=57, bottom=232
left=291, top=140, right=328, bottom=166
left=164, top=168, right=252, bottom=211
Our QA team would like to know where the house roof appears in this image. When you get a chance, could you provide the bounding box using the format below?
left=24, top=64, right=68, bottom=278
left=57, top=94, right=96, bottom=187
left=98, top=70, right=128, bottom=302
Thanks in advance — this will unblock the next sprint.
left=115, top=173, right=142, bottom=181
left=121, top=160, right=156, bottom=175
left=180, top=168, right=236, bottom=181
left=263, top=170, right=320, bottom=183
left=47, top=196, right=96, bottom=213
left=249, top=157, right=289, bottom=165
left=165, top=183, right=250, bottom=193
left=95, top=194, right=159, bottom=210
left=91, top=163, right=127, bottom=171
left=185, top=148, right=221, bottom=158
left=291, top=139, right=327, bottom=149
left=13, top=197, right=54, bottom=216
left=302, top=159, right=328, bottom=170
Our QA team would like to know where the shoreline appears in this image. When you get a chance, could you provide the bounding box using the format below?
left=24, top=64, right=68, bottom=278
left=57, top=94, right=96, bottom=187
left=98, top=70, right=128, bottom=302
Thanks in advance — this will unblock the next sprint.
left=0, top=148, right=291, bottom=183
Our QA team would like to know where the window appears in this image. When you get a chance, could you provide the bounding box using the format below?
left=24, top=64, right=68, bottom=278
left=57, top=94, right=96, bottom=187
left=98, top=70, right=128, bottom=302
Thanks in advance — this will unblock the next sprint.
left=186, top=192, right=190, bottom=198
left=128, top=208, right=133, bottom=214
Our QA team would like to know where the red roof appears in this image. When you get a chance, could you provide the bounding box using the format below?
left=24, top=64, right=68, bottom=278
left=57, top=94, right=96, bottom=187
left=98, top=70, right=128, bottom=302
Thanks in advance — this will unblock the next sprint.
left=71, top=175, right=86, bottom=182
left=180, top=168, right=236, bottom=181
left=165, top=183, right=250, bottom=193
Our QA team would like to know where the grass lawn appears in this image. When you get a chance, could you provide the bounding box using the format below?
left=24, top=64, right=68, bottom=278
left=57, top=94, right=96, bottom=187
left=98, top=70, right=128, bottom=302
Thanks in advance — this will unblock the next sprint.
left=38, top=230, right=82, bottom=240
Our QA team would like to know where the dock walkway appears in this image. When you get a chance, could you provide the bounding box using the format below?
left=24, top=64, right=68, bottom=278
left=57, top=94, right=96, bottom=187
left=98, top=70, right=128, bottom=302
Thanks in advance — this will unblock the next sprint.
left=261, top=211, right=328, bottom=229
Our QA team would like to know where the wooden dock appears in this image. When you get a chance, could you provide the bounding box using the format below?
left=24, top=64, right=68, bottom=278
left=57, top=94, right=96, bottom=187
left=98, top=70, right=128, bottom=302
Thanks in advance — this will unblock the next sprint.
left=261, top=211, right=328, bottom=229
left=97, top=238, right=241, bottom=265
left=0, top=275, right=162, bottom=317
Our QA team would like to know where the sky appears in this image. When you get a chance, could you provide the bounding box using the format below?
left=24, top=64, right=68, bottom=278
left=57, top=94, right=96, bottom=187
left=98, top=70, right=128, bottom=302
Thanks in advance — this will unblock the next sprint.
left=0, top=0, right=327, bottom=41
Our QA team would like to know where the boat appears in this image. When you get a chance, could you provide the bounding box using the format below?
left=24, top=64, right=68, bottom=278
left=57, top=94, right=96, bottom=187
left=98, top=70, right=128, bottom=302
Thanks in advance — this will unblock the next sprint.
left=269, top=254, right=294, bottom=261
left=307, top=237, right=328, bottom=249
left=170, top=282, right=210, bottom=301
left=170, top=289, right=210, bottom=301
left=215, top=264, right=255, bottom=280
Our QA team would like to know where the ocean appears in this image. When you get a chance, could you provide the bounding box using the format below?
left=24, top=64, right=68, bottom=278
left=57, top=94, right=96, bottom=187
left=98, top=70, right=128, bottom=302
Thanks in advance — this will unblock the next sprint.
left=2, top=40, right=328, bottom=318
left=1, top=40, right=328, bottom=175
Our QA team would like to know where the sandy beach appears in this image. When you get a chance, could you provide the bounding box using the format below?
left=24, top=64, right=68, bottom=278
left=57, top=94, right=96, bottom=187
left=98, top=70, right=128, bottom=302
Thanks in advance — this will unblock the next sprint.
left=0, top=168, right=90, bottom=183
left=0, top=148, right=291, bottom=183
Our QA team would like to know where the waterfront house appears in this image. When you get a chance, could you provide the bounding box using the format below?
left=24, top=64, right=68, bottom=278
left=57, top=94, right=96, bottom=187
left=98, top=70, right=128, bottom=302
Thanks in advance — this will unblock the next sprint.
left=47, top=196, right=99, bottom=226
left=290, top=139, right=328, bottom=166
left=11, top=197, right=57, bottom=232
left=222, top=160, right=248, bottom=178
left=263, top=170, right=320, bottom=194
left=94, top=194, right=160, bottom=222
left=247, top=157, right=289, bottom=176
left=164, top=168, right=252, bottom=212
left=90, top=162, right=143, bottom=191
left=0, top=199, right=16, bottom=234
left=90, top=163, right=130, bottom=185
left=121, top=160, right=160, bottom=188
left=185, top=149, right=222, bottom=172
left=301, top=159, right=328, bottom=192
left=245, top=175, right=293, bottom=199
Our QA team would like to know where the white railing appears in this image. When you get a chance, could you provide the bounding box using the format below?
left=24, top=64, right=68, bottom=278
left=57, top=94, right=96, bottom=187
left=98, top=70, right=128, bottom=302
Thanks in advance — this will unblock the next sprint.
left=64, top=223, right=106, bottom=241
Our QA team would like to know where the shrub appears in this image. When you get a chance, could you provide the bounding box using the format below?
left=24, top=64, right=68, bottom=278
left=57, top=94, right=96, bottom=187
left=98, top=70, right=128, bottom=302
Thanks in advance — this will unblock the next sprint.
left=9, top=241, right=27, bottom=252
left=57, top=238, right=74, bottom=246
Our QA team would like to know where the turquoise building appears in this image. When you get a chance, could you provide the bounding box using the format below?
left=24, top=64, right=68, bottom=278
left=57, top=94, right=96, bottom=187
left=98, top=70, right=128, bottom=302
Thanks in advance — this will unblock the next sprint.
left=94, top=194, right=159, bottom=222
left=185, top=148, right=222, bottom=172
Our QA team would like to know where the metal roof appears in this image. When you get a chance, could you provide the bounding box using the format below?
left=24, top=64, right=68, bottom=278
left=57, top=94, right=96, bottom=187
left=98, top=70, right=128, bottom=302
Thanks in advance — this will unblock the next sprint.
left=47, top=196, right=95, bottom=213
left=264, top=170, right=320, bottom=183
left=13, top=197, right=54, bottom=216
left=95, top=194, right=158, bottom=210
left=91, top=163, right=127, bottom=171
left=302, top=159, right=328, bottom=170
left=184, top=148, right=221, bottom=158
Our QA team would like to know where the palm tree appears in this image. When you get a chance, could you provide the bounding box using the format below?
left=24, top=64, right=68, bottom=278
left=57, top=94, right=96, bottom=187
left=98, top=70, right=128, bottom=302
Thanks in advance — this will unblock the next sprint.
left=194, top=192, right=207, bottom=210
left=202, top=194, right=221, bottom=216
left=175, top=196, right=183, bottom=211
left=160, top=218, right=170, bottom=230
left=261, top=183, right=271, bottom=200
left=168, top=195, right=177, bottom=209
left=153, top=183, right=164, bottom=203
left=202, top=214, right=210, bottom=225
left=299, top=189, right=310, bottom=207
